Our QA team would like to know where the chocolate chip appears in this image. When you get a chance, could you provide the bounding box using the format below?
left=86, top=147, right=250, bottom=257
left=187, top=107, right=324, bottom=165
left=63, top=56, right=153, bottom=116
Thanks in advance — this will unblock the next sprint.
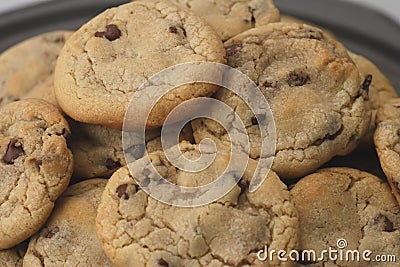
left=116, top=184, right=129, bottom=200
left=307, top=30, right=322, bottom=40
left=105, top=158, right=121, bottom=170
left=288, top=71, right=310, bottom=87
left=251, top=114, right=266, bottom=125
left=3, top=139, right=24, bottom=164
left=372, top=214, right=395, bottom=232
left=157, top=258, right=169, bottom=267
left=143, top=167, right=151, bottom=177
left=126, top=144, right=145, bottom=160
left=169, top=26, right=178, bottom=34
left=95, top=24, right=121, bottom=41
left=141, top=177, right=151, bottom=188
left=226, top=44, right=243, bottom=57
left=248, top=7, right=256, bottom=26
left=54, top=36, right=65, bottom=43
left=397, top=129, right=400, bottom=137
left=35, top=159, right=43, bottom=166
left=260, top=80, right=279, bottom=91
left=362, top=74, right=373, bottom=93
left=383, top=217, right=395, bottom=232
left=45, top=226, right=59, bottom=238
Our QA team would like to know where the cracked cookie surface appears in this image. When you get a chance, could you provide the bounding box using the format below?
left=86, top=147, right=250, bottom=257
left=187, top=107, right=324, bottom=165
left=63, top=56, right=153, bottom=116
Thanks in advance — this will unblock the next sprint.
left=0, top=244, right=26, bottom=267
left=54, top=0, right=226, bottom=129
left=0, top=31, right=73, bottom=107
left=23, top=179, right=113, bottom=266
left=0, top=99, right=73, bottom=250
left=191, top=22, right=371, bottom=179
left=374, top=98, right=400, bottom=204
left=69, top=120, right=194, bottom=181
left=171, top=0, right=280, bottom=41
left=291, top=167, right=400, bottom=267
left=96, top=143, right=298, bottom=267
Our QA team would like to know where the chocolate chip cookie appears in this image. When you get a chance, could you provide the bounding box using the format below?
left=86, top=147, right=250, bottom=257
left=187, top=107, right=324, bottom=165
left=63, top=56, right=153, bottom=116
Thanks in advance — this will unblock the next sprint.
left=374, top=98, right=400, bottom=204
left=291, top=167, right=400, bottom=266
left=349, top=52, right=398, bottom=130
left=0, top=99, right=73, bottom=249
left=192, top=22, right=371, bottom=179
left=23, top=179, right=113, bottom=266
left=55, top=0, right=226, bottom=130
left=96, top=143, right=298, bottom=266
left=0, top=31, right=72, bottom=107
left=171, top=0, right=280, bottom=41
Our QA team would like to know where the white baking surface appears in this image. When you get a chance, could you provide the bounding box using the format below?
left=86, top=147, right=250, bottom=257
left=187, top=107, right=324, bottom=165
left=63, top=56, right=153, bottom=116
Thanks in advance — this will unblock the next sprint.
left=0, top=0, right=399, bottom=26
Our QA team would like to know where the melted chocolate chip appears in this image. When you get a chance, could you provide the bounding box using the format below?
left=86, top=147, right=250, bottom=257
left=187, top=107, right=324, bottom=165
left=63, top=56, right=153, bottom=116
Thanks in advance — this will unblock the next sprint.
left=288, top=71, right=310, bottom=87
left=248, top=7, right=256, bottom=26
left=105, top=158, right=121, bottom=170
left=143, top=168, right=151, bottom=177
left=251, top=114, right=266, bottom=125
left=372, top=214, right=395, bottom=232
left=157, top=258, right=169, bottom=267
left=397, top=129, right=400, bottom=137
left=226, top=44, right=243, bottom=57
left=94, top=24, right=121, bottom=41
left=169, top=26, right=178, bottom=34
left=307, top=30, right=322, bottom=40
left=126, top=144, right=145, bottom=160
left=3, top=139, right=24, bottom=164
left=260, top=80, right=279, bottom=91
left=45, top=226, right=60, bottom=238
left=362, top=74, right=373, bottom=93
left=116, top=184, right=129, bottom=200
left=35, top=159, right=43, bottom=166
left=385, top=220, right=395, bottom=232
left=141, top=177, right=151, bottom=187
left=54, top=36, right=65, bottom=43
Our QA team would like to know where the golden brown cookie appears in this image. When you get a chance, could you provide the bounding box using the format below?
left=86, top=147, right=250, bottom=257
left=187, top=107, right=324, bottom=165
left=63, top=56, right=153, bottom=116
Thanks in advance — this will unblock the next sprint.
left=0, top=99, right=73, bottom=249
left=374, top=98, right=400, bottom=204
left=291, top=168, right=400, bottom=267
left=192, top=23, right=371, bottom=179
left=349, top=52, right=398, bottom=130
left=171, top=0, right=280, bottom=41
left=23, top=179, right=113, bottom=266
left=0, top=31, right=72, bottom=107
left=96, top=143, right=298, bottom=266
left=54, top=0, right=226, bottom=129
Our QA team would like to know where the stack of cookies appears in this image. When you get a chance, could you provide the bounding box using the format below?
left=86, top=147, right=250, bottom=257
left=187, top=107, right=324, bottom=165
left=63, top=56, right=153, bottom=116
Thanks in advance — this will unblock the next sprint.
left=0, top=0, right=399, bottom=266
